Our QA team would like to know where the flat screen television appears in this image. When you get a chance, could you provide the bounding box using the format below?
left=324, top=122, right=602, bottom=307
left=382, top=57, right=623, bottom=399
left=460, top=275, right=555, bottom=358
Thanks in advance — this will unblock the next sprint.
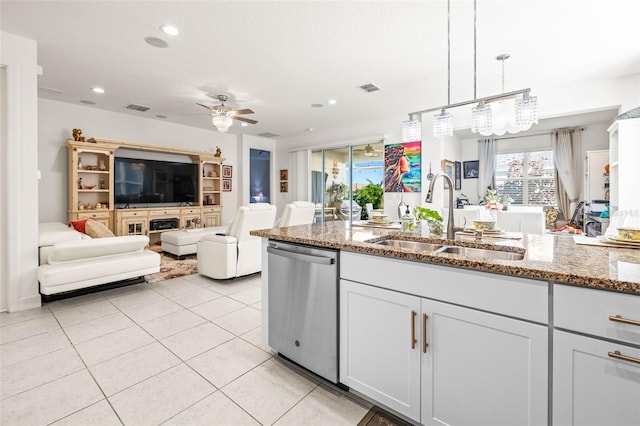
left=114, top=157, right=198, bottom=205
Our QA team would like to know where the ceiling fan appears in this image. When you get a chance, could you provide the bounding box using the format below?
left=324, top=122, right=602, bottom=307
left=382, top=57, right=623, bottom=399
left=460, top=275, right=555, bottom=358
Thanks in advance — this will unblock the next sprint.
left=353, top=143, right=383, bottom=157
left=196, top=94, right=258, bottom=133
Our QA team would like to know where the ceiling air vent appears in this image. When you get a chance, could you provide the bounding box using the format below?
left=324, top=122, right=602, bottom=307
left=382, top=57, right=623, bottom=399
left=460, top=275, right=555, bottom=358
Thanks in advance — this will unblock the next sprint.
left=126, top=104, right=151, bottom=112
left=359, top=83, right=380, bottom=93
left=258, top=132, right=279, bottom=138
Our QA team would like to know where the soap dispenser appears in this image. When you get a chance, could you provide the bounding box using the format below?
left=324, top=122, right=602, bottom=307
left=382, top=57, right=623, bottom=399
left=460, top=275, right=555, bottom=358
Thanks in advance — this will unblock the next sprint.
left=401, top=206, right=417, bottom=234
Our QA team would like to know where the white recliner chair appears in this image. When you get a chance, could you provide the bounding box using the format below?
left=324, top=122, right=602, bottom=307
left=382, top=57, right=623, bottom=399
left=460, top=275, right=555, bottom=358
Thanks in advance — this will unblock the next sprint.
left=275, top=201, right=316, bottom=227
left=197, top=203, right=277, bottom=279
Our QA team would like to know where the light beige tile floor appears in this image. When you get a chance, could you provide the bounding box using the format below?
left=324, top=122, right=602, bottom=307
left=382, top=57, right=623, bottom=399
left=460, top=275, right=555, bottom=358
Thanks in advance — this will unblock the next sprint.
left=0, top=273, right=371, bottom=425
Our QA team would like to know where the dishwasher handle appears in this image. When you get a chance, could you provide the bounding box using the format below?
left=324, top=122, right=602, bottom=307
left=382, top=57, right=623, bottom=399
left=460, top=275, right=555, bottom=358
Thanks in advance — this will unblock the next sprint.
left=267, top=246, right=335, bottom=265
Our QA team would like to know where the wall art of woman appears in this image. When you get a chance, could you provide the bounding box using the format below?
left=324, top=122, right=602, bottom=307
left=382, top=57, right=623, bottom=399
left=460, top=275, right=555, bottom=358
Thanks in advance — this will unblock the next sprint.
left=384, top=142, right=421, bottom=192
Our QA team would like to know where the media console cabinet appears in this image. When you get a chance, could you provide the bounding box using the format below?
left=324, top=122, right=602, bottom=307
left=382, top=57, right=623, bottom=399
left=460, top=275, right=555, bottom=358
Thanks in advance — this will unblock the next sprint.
left=66, top=138, right=224, bottom=243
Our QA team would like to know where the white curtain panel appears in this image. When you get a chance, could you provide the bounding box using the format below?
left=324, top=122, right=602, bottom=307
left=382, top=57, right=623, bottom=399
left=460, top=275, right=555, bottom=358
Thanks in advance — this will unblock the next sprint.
left=289, top=150, right=310, bottom=202
left=477, top=138, right=497, bottom=198
left=552, top=130, right=581, bottom=217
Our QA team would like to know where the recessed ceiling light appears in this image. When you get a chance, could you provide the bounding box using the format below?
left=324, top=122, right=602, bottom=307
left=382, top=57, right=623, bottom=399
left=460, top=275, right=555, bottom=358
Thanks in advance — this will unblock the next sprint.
left=160, top=24, right=179, bottom=36
left=311, top=104, right=323, bottom=108
left=92, top=87, right=104, bottom=94
left=328, top=99, right=337, bottom=105
left=80, top=100, right=96, bottom=105
left=306, top=128, right=314, bottom=132
left=144, top=37, right=169, bottom=48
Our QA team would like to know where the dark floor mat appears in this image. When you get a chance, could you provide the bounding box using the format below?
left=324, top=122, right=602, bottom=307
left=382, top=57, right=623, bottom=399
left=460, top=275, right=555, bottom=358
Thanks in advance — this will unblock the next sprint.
left=358, top=406, right=412, bottom=426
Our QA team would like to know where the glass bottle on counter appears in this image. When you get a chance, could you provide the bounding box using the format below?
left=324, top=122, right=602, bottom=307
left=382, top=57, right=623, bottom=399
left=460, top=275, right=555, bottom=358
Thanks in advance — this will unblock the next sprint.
left=401, top=206, right=417, bottom=234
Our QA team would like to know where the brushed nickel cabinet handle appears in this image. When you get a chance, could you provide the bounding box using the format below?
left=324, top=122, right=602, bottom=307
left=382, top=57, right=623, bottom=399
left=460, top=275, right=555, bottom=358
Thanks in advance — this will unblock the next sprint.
left=411, top=310, right=417, bottom=349
left=422, top=313, right=429, bottom=353
left=608, top=350, right=640, bottom=365
left=609, top=315, right=640, bottom=327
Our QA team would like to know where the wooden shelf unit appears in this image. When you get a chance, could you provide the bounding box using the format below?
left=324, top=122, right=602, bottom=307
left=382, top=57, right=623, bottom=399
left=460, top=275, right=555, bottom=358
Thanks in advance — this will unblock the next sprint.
left=65, top=138, right=225, bottom=235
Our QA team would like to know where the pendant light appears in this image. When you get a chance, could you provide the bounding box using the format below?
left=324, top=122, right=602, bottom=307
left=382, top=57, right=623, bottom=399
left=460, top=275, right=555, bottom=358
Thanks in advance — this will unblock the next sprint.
left=410, top=0, right=538, bottom=138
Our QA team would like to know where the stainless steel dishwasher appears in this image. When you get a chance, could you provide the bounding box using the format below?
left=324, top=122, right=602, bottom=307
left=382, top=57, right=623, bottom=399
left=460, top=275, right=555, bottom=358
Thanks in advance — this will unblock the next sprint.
left=267, top=240, right=339, bottom=383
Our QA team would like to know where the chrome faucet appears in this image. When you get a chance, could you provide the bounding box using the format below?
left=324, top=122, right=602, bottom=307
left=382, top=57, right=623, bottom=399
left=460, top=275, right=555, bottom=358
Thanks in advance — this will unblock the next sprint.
left=425, top=172, right=456, bottom=240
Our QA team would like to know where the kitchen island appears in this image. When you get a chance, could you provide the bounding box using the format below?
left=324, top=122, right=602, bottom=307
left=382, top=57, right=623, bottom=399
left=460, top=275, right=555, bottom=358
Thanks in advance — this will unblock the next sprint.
left=252, top=221, right=640, bottom=426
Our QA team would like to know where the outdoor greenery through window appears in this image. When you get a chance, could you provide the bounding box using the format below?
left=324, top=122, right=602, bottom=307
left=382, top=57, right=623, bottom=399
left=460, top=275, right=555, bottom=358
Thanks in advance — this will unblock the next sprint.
left=495, top=150, right=557, bottom=206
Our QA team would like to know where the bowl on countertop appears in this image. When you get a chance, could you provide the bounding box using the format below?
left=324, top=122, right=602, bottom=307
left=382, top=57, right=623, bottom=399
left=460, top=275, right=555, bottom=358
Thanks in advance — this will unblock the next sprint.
left=617, top=227, right=640, bottom=241
left=370, top=211, right=390, bottom=224
left=473, top=220, right=497, bottom=231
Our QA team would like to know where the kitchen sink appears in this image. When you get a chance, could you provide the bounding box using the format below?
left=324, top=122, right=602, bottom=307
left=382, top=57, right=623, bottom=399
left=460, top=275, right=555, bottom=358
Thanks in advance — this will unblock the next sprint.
left=369, top=238, right=524, bottom=261
left=372, top=239, right=444, bottom=252
left=436, top=246, right=525, bottom=261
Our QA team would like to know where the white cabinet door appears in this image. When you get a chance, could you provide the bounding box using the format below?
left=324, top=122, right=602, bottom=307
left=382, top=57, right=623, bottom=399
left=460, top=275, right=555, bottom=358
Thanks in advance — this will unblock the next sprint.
left=554, top=330, right=640, bottom=426
left=421, top=299, right=548, bottom=426
left=339, top=279, right=421, bottom=422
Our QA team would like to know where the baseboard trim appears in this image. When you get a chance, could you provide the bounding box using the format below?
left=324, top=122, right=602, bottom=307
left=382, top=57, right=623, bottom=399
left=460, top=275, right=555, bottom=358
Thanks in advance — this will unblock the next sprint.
left=18, top=294, right=42, bottom=311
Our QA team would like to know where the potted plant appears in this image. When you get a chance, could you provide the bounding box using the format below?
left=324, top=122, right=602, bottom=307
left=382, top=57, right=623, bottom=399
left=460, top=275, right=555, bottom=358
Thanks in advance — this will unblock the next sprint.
left=413, top=206, right=444, bottom=236
left=353, top=180, right=383, bottom=219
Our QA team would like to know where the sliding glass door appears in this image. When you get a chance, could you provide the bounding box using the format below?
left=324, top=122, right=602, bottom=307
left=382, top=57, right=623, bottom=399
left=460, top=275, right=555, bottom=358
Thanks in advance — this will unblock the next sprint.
left=311, top=141, right=384, bottom=223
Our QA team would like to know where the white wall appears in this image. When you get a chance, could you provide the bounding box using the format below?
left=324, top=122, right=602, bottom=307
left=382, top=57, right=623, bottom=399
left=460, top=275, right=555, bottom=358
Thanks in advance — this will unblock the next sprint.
left=1, top=32, right=40, bottom=312
left=38, top=98, right=240, bottom=224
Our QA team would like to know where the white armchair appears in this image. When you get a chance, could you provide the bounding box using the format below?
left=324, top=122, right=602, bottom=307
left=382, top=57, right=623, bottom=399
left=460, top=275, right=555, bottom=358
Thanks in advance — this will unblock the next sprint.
left=275, top=201, right=316, bottom=227
left=197, top=203, right=277, bottom=279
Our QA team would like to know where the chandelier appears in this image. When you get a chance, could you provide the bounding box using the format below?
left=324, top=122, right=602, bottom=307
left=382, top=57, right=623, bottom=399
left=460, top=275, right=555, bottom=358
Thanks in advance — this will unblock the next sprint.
left=409, top=0, right=538, bottom=138
left=211, top=112, right=233, bottom=133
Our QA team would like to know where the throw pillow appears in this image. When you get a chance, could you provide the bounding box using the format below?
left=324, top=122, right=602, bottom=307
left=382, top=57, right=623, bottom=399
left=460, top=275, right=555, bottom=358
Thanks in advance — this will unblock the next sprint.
left=85, top=219, right=115, bottom=238
left=69, top=219, right=89, bottom=234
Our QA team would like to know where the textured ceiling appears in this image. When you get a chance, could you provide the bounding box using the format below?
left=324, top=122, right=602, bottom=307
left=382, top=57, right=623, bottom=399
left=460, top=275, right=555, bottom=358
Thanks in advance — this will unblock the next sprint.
left=2, top=0, right=638, bottom=143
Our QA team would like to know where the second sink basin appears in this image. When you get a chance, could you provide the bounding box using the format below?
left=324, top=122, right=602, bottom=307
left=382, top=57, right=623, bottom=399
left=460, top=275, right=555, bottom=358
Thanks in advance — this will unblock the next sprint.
left=436, top=245, right=525, bottom=261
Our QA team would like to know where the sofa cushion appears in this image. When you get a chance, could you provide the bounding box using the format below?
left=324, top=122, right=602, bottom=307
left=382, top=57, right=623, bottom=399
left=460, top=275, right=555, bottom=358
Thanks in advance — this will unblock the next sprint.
left=48, top=235, right=148, bottom=264
left=69, top=219, right=89, bottom=234
left=85, top=219, right=115, bottom=238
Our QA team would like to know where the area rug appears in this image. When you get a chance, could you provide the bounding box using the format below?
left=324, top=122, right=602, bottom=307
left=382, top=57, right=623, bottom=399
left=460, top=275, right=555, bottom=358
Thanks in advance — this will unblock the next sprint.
left=358, top=406, right=412, bottom=426
left=145, top=253, right=198, bottom=283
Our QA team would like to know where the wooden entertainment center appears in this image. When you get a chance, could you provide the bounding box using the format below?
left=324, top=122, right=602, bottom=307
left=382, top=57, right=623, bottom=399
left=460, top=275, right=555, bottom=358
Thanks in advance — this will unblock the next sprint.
left=66, top=138, right=224, bottom=246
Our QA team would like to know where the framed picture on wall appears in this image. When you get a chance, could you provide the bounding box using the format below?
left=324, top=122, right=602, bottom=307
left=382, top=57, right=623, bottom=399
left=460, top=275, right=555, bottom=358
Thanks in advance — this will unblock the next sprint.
left=441, top=159, right=454, bottom=189
left=463, top=160, right=479, bottom=179
left=222, top=165, right=233, bottom=178
left=280, top=169, right=288, bottom=180
left=222, top=179, right=232, bottom=192
left=280, top=181, right=288, bottom=193
left=455, top=161, right=462, bottom=190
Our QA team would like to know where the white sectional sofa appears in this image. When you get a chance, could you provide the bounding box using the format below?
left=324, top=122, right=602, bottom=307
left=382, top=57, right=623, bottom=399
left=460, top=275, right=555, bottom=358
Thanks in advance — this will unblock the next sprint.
left=38, top=232, right=161, bottom=300
left=38, top=221, right=90, bottom=265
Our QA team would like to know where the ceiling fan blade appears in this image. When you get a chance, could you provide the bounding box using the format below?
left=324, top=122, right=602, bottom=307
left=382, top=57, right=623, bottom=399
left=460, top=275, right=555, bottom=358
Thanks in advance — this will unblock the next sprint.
left=196, top=103, right=214, bottom=111
left=232, top=108, right=254, bottom=115
left=233, top=116, right=258, bottom=124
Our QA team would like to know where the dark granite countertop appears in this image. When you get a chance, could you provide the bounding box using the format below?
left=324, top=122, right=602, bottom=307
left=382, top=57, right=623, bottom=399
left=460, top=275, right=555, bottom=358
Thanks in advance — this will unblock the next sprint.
left=251, top=221, right=640, bottom=296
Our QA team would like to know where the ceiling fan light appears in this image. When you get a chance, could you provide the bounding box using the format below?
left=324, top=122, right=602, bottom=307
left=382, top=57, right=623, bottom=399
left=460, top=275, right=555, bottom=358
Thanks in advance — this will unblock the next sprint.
left=212, top=114, right=233, bottom=133
left=433, top=109, right=453, bottom=139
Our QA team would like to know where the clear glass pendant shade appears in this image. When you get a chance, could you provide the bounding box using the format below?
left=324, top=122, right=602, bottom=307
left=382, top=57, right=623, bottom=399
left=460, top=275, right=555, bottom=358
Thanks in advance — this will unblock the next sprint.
left=515, top=94, right=538, bottom=127
left=433, top=109, right=453, bottom=138
left=471, top=101, right=493, bottom=134
left=211, top=114, right=233, bottom=133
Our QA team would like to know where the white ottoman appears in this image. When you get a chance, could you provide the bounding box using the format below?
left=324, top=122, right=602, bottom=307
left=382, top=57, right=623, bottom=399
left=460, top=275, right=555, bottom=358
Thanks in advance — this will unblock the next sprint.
left=161, top=227, right=226, bottom=257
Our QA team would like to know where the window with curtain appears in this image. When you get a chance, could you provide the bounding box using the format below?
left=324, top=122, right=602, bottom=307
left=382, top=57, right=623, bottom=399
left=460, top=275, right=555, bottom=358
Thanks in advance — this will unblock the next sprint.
left=495, top=150, right=557, bottom=206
